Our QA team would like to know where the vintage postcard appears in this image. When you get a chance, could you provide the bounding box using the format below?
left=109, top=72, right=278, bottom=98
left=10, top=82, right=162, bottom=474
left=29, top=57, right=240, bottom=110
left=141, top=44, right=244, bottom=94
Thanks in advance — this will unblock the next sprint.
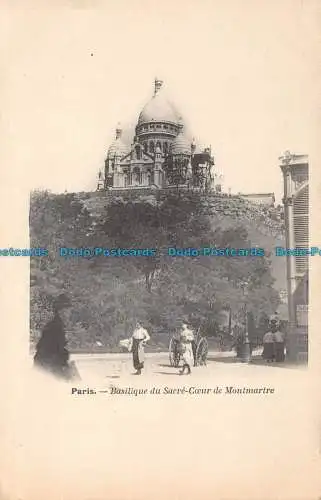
left=1, top=1, right=321, bottom=499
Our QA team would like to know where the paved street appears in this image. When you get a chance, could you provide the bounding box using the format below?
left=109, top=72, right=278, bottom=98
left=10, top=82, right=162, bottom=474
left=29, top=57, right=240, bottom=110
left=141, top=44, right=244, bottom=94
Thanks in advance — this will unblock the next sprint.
left=2, top=353, right=320, bottom=500
left=70, top=349, right=306, bottom=384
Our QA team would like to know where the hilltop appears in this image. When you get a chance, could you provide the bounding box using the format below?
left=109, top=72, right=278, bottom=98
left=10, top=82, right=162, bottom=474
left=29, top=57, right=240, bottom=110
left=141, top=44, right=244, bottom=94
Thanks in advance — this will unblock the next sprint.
left=29, top=189, right=286, bottom=351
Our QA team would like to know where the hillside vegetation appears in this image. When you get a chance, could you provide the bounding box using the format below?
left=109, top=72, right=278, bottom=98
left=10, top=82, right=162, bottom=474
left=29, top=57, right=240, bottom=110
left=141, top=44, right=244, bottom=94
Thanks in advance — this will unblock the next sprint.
left=29, top=189, right=286, bottom=351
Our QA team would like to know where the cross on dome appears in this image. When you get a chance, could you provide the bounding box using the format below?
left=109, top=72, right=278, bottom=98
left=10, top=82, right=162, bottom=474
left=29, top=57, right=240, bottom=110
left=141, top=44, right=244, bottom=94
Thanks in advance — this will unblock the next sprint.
left=115, top=122, right=122, bottom=139
left=154, top=78, right=163, bottom=96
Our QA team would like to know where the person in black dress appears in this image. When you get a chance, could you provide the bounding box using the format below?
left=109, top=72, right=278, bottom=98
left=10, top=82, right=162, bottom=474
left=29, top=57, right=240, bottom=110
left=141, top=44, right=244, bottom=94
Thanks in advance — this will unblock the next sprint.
left=34, top=294, right=79, bottom=380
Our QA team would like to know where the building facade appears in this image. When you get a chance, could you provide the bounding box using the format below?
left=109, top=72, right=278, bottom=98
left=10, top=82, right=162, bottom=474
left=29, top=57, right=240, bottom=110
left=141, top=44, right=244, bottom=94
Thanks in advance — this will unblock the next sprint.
left=97, top=79, right=215, bottom=191
left=279, top=151, right=309, bottom=361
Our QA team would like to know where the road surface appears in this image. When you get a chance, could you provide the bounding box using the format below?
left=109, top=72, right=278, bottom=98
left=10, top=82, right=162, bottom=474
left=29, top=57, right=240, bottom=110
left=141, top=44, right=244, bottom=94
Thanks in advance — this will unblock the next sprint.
left=69, top=348, right=305, bottom=382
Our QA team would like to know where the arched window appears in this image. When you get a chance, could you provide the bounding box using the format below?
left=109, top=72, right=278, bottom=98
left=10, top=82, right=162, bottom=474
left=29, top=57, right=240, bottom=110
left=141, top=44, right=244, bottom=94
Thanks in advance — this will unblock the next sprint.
left=135, top=145, right=141, bottom=160
left=149, top=141, right=154, bottom=154
left=124, top=170, right=130, bottom=187
left=143, top=142, right=148, bottom=153
left=133, top=167, right=141, bottom=185
left=163, top=142, right=168, bottom=155
left=156, top=141, right=162, bottom=151
left=147, top=170, right=152, bottom=186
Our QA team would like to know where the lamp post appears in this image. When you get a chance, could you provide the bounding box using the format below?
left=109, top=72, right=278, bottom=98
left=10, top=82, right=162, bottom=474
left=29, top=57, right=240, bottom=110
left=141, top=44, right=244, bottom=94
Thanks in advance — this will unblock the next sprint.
left=240, top=281, right=251, bottom=363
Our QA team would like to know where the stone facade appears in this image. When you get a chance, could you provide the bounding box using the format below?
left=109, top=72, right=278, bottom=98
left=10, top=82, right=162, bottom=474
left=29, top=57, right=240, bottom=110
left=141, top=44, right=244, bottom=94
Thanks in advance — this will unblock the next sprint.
left=97, top=79, right=215, bottom=191
left=279, top=151, right=309, bottom=361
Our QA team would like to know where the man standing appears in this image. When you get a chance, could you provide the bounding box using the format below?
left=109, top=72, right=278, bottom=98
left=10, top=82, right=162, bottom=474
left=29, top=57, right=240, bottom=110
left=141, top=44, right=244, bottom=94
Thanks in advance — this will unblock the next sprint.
left=273, top=320, right=285, bottom=362
left=34, top=293, right=78, bottom=379
left=179, top=323, right=194, bottom=375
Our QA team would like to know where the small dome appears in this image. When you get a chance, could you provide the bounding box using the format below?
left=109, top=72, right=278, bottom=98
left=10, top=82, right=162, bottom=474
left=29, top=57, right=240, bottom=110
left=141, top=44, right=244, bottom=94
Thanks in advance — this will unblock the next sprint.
left=138, top=80, right=179, bottom=125
left=171, top=121, right=191, bottom=155
left=107, top=125, right=130, bottom=158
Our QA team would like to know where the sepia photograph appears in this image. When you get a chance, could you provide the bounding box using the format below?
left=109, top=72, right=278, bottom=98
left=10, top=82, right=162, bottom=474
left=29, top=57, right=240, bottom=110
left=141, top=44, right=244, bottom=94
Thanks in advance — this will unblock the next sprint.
left=1, top=1, right=320, bottom=499
left=29, top=78, right=309, bottom=382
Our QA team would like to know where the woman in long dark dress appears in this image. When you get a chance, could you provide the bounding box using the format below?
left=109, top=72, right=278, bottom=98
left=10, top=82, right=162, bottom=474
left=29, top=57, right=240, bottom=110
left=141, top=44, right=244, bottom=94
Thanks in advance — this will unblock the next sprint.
left=34, top=294, right=78, bottom=380
left=130, top=322, right=150, bottom=375
left=273, top=324, right=285, bottom=362
left=262, top=330, right=275, bottom=362
left=262, top=315, right=280, bottom=362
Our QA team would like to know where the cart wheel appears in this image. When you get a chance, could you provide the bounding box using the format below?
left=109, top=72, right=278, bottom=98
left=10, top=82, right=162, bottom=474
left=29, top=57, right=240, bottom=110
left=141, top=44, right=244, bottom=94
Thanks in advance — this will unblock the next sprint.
left=169, top=337, right=180, bottom=367
left=195, top=337, right=208, bottom=366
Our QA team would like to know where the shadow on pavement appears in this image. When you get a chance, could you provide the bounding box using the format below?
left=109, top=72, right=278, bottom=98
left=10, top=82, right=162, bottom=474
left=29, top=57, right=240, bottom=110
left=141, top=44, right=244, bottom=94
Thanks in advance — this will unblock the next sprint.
left=207, top=354, right=307, bottom=369
left=154, top=371, right=181, bottom=376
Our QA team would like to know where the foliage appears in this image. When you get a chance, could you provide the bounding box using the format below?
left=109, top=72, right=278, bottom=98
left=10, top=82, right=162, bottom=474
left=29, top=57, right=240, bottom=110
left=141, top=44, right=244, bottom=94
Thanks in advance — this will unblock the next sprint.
left=29, top=189, right=281, bottom=350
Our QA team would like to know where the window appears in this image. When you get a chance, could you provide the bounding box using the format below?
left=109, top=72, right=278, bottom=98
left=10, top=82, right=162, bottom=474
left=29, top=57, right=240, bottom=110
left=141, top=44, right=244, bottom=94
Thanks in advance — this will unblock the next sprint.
left=164, top=142, right=168, bottom=154
left=156, top=141, right=162, bottom=151
left=149, top=141, right=154, bottom=154
left=124, top=170, right=130, bottom=187
left=135, top=145, right=141, bottom=160
left=296, top=305, right=308, bottom=327
left=133, top=167, right=141, bottom=185
left=143, top=142, right=148, bottom=153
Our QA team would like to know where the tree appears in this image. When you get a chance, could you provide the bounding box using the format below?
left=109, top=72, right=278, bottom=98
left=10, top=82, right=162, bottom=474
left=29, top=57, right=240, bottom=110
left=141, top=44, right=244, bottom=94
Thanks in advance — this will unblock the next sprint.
left=29, top=189, right=281, bottom=350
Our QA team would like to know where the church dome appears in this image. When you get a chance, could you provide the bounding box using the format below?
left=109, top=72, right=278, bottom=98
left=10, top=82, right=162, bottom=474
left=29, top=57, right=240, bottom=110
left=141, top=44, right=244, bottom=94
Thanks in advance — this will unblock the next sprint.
left=171, top=121, right=191, bottom=155
left=137, top=79, right=179, bottom=125
left=107, top=125, right=130, bottom=158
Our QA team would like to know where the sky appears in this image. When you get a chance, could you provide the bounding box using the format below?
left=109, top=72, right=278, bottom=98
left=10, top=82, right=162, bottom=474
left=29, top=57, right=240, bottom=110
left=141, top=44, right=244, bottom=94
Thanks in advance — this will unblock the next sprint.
left=1, top=0, right=320, bottom=203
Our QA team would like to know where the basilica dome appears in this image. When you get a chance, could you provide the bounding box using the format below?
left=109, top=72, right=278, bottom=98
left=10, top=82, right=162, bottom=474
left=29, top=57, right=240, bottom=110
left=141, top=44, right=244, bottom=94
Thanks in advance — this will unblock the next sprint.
left=137, top=79, right=179, bottom=126
left=107, top=126, right=130, bottom=158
